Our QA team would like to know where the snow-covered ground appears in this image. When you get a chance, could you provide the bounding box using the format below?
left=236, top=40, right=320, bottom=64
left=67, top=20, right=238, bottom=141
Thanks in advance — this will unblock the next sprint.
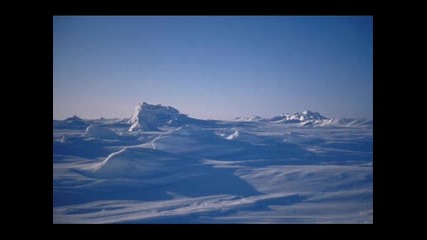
left=53, top=103, right=373, bottom=223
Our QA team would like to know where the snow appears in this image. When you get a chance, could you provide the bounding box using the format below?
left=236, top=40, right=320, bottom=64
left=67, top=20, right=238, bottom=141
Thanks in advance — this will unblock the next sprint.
left=54, top=115, right=90, bottom=129
left=84, top=124, right=118, bottom=139
left=233, top=116, right=265, bottom=122
left=53, top=102, right=373, bottom=223
left=232, top=110, right=372, bottom=128
left=128, top=102, right=189, bottom=132
left=226, top=130, right=239, bottom=140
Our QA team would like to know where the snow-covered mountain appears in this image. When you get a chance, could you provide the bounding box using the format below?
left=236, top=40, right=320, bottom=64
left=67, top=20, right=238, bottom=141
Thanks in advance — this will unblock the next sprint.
left=54, top=103, right=372, bottom=131
left=271, top=110, right=327, bottom=123
left=234, top=111, right=327, bottom=123
left=271, top=111, right=371, bottom=127
left=234, top=110, right=371, bottom=128
left=233, top=115, right=265, bottom=122
left=128, top=102, right=191, bottom=131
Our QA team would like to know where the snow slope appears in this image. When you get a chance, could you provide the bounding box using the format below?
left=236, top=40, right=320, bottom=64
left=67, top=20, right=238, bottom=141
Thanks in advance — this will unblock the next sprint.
left=53, top=102, right=373, bottom=223
left=84, top=124, right=118, bottom=139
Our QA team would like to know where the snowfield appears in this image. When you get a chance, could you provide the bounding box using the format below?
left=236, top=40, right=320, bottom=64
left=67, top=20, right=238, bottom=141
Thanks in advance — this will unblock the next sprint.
left=53, top=103, right=373, bottom=223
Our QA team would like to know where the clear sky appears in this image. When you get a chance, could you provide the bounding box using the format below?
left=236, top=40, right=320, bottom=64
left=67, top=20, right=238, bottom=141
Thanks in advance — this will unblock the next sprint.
left=53, top=16, right=372, bottom=120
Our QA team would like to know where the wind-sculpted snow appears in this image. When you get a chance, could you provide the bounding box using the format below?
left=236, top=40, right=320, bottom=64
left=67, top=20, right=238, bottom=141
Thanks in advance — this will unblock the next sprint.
left=53, top=103, right=373, bottom=223
left=128, top=102, right=192, bottom=132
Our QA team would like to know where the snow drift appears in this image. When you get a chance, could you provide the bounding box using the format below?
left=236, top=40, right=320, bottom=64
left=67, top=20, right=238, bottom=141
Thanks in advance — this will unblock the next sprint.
left=53, top=102, right=373, bottom=223
left=84, top=124, right=118, bottom=139
left=88, top=147, right=175, bottom=178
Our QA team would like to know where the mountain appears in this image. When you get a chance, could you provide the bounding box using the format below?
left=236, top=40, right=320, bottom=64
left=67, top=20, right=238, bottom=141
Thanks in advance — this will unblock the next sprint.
left=271, top=110, right=327, bottom=123
left=270, top=111, right=371, bottom=127
left=234, top=110, right=372, bottom=128
left=234, top=110, right=327, bottom=123
left=54, top=104, right=372, bottom=131
left=233, top=115, right=265, bottom=122
left=128, top=102, right=191, bottom=132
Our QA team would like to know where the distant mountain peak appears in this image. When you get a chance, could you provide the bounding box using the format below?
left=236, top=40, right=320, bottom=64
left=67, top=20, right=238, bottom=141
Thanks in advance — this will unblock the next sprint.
left=233, top=115, right=265, bottom=122
left=275, top=110, right=327, bottom=122
left=235, top=110, right=327, bottom=123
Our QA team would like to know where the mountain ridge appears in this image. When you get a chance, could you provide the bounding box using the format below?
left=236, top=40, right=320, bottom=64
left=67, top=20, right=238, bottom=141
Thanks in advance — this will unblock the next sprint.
left=55, top=102, right=372, bottom=130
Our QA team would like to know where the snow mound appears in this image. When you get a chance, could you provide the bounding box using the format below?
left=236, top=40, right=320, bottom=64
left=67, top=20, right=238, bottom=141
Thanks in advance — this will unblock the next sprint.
left=65, top=115, right=86, bottom=122
left=129, top=102, right=190, bottom=132
left=53, top=115, right=90, bottom=129
left=226, top=130, right=239, bottom=140
left=90, top=148, right=141, bottom=178
left=86, top=146, right=202, bottom=180
left=89, top=147, right=177, bottom=178
left=84, top=124, right=118, bottom=139
left=223, top=129, right=264, bottom=144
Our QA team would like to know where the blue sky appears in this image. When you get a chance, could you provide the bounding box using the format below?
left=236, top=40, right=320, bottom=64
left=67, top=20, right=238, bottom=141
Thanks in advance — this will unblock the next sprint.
left=53, top=16, right=372, bottom=120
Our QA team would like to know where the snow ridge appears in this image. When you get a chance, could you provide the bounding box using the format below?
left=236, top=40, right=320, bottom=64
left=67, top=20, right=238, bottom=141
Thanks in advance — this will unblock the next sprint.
left=234, top=110, right=371, bottom=128
left=56, top=103, right=371, bottom=129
